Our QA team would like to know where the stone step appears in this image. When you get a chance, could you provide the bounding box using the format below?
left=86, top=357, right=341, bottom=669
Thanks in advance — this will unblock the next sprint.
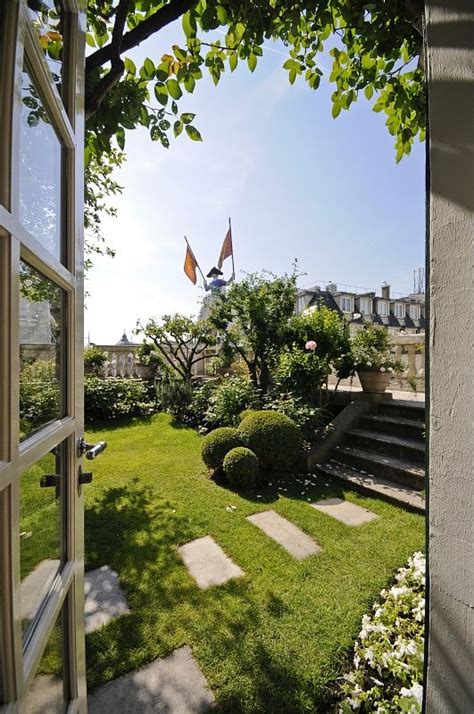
left=315, top=462, right=425, bottom=514
left=332, top=445, right=425, bottom=490
left=378, top=399, right=425, bottom=422
left=359, top=413, right=425, bottom=441
left=345, top=428, right=425, bottom=463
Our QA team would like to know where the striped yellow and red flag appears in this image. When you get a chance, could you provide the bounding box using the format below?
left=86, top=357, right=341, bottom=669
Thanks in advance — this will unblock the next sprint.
left=184, top=242, right=198, bottom=284
left=217, top=225, right=233, bottom=270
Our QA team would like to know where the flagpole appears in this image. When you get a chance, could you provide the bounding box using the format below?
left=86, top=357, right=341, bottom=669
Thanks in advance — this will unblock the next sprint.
left=184, top=235, right=206, bottom=283
left=229, top=217, right=235, bottom=276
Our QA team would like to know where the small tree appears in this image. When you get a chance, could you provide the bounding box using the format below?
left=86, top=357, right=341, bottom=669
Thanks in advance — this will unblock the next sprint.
left=210, top=270, right=298, bottom=393
left=137, top=313, right=217, bottom=383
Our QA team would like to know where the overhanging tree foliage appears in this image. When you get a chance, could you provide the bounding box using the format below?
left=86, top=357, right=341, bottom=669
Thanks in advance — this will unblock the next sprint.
left=35, top=1, right=425, bottom=253
left=83, top=0, right=424, bottom=161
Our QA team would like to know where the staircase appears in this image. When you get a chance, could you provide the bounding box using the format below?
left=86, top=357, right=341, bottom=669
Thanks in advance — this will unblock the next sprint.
left=315, top=400, right=425, bottom=513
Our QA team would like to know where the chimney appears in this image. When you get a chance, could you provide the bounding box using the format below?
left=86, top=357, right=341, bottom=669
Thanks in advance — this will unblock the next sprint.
left=326, top=282, right=337, bottom=294
left=381, top=282, right=390, bottom=299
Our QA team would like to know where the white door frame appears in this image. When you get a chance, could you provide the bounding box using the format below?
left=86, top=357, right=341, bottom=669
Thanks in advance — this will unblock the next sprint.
left=0, top=0, right=87, bottom=711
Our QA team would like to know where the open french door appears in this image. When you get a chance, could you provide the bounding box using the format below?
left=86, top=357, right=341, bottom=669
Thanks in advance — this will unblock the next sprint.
left=0, top=1, right=87, bottom=711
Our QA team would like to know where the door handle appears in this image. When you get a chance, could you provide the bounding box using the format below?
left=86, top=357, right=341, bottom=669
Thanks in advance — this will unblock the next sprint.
left=77, top=438, right=108, bottom=460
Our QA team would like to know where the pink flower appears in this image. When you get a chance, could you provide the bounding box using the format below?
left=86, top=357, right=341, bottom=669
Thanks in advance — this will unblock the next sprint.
left=305, top=340, right=317, bottom=351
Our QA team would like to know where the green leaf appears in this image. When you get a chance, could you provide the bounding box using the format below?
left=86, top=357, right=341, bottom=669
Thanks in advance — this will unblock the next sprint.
left=332, top=102, right=341, bottom=119
left=155, top=63, right=170, bottom=82
left=140, top=105, right=150, bottom=127
left=86, top=33, right=96, bottom=48
left=185, top=125, right=202, bottom=141
left=247, top=53, right=257, bottom=72
left=143, top=57, right=155, bottom=79
left=364, top=85, right=374, bottom=100
left=182, top=11, right=197, bottom=37
left=180, top=112, right=196, bottom=124
left=166, top=79, right=182, bottom=100
left=116, top=128, right=125, bottom=150
left=159, top=119, right=171, bottom=131
left=289, top=68, right=297, bottom=85
left=171, top=101, right=178, bottom=115
left=184, top=75, right=196, bottom=93
left=216, top=5, right=229, bottom=23
left=174, top=120, right=183, bottom=137
left=229, top=52, right=238, bottom=72
left=124, top=57, right=136, bottom=75
left=154, top=82, right=168, bottom=107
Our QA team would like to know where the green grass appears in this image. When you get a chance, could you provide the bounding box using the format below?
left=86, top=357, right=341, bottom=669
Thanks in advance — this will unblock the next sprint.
left=81, top=414, right=424, bottom=712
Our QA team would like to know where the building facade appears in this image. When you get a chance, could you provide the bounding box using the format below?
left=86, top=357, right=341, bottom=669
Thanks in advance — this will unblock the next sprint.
left=296, top=281, right=425, bottom=334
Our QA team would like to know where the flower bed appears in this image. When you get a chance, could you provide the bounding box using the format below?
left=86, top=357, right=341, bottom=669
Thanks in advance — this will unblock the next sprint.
left=339, top=552, right=425, bottom=712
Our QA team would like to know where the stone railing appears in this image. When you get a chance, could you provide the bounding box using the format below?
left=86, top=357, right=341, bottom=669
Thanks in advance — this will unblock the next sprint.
left=89, top=345, right=152, bottom=379
left=389, top=333, right=425, bottom=392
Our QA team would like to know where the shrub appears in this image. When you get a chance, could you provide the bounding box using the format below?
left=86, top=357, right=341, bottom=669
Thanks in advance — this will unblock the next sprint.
left=20, top=360, right=60, bottom=429
left=237, top=409, right=259, bottom=423
left=223, top=447, right=259, bottom=490
left=203, top=375, right=261, bottom=428
left=276, top=347, right=332, bottom=406
left=238, top=410, right=302, bottom=470
left=339, top=552, right=425, bottom=713
left=263, top=392, right=325, bottom=441
left=156, top=376, right=193, bottom=422
left=201, top=427, right=242, bottom=471
left=189, top=380, right=217, bottom=427
left=85, top=377, right=155, bottom=421
left=84, top=346, right=107, bottom=375
left=286, top=306, right=354, bottom=380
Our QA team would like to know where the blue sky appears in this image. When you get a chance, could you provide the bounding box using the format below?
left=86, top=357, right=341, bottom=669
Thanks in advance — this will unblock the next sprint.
left=84, top=23, right=425, bottom=345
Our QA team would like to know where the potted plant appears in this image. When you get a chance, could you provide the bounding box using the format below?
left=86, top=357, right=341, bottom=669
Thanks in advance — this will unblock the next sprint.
left=350, top=325, right=403, bottom=394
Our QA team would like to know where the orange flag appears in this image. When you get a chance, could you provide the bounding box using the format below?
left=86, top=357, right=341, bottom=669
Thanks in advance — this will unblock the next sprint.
left=217, top=226, right=233, bottom=269
left=184, top=243, right=198, bottom=284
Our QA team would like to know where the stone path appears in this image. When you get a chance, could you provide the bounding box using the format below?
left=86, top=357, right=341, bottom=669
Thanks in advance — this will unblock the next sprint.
left=178, top=536, right=244, bottom=590
left=247, top=510, right=321, bottom=560
left=88, top=646, right=215, bottom=713
left=84, top=565, right=130, bottom=634
left=311, top=497, right=378, bottom=526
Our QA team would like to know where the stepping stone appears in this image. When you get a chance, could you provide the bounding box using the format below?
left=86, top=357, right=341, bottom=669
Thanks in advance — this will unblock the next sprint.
left=247, top=510, right=321, bottom=560
left=21, top=558, right=61, bottom=624
left=311, top=497, right=378, bottom=526
left=88, top=646, right=214, bottom=713
left=178, top=536, right=243, bottom=590
left=84, top=565, right=130, bottom=634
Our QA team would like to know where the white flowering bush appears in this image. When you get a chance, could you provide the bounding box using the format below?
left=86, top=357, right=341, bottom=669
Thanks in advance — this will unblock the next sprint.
left=339, top=552, right=425, bottom=713
left=351, top=324, right=403, bottom=373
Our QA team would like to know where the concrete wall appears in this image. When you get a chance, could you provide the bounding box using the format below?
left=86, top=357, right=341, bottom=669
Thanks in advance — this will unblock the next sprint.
left=425, top=2, right=474, bottom=709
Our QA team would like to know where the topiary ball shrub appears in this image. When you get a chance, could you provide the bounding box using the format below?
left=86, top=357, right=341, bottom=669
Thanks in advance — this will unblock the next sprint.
left=223, top=447, right=259, bottom=491
left=238, top=410, right=302, bottom=471
left=201, top=427, right=242, bottom=471
left=237, top=409, right=258, bottom=423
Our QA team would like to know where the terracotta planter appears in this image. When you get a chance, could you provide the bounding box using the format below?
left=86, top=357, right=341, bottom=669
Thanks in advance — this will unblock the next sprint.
left=357, top=369, right=391, bottom=394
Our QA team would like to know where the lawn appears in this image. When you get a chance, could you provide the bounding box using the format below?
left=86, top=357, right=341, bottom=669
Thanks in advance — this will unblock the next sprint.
left=81, top=413, right=424, bottom=712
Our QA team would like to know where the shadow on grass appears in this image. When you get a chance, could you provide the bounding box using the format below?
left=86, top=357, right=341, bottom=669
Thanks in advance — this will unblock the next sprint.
left=84, top=479, right=340, bottom=711
left=85, top=414, right=156, bottom=433
left=214, top=467, right=347, bottom=508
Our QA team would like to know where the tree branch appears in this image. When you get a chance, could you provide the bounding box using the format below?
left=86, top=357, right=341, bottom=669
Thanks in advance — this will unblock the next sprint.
left=85, top=0, right=130, bottom=120
left=86, top=0, right=197, bottom=74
